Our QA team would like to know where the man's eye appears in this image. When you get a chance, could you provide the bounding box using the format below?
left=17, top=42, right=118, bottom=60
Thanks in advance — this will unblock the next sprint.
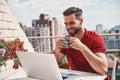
left=70, top=22, right=75, bottom=25
left=64, top=23, right=67, bottom=26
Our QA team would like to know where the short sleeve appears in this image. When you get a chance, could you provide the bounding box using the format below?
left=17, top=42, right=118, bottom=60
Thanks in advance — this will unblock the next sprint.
left=91, top=35, right=106, bottom=54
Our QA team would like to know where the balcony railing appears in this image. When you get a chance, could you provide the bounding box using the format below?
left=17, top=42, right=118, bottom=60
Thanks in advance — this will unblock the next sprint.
left=99, top=33, right=120, bottom=36
left=28, top=33, right=120, bottom=53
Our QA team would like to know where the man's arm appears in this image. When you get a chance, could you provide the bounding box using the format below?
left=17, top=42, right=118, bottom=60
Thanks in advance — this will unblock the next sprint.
left=53, top=38, right=66, bottom=62
left=53, top=49, right=64, bottom=62
left=80, top=46, right=108, bottom=75
left=70, top=37, right=108, bottom=75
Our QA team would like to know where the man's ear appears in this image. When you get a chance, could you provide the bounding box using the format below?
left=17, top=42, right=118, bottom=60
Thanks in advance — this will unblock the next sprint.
left=79, top=18, right=83, bottom=24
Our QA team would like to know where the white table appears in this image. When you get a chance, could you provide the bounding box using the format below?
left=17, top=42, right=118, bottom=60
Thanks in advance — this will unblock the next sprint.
left=60, top=69, right=107, bottom=80
left=7, top=68, right=107, bottom=80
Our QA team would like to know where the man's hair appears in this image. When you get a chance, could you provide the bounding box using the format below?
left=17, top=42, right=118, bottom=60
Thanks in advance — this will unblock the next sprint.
left=63, top=7, right=83, bottom=19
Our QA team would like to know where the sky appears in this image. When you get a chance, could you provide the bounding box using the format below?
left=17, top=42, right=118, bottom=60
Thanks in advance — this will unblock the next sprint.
left=7, top=0, right=120, bottom=31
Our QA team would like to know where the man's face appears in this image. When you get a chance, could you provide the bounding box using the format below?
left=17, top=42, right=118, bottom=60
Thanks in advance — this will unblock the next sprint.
left=64, top=14, right=82, bottom=36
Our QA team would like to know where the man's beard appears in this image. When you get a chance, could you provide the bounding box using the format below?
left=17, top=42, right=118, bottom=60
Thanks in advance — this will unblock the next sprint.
left=67, top=26, right=81, bottom=37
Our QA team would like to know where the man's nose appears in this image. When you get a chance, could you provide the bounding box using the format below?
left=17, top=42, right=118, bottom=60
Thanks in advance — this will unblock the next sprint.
left=66, top=24, right=72, bottom=29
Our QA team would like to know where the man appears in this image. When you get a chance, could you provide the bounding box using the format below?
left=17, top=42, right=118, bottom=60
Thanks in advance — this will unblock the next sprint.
left=53, top=7, right=108, bottom=75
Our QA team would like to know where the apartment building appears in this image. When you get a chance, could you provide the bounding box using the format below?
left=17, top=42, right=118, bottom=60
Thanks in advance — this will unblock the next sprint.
left=22, top=14, right=63, bottom=52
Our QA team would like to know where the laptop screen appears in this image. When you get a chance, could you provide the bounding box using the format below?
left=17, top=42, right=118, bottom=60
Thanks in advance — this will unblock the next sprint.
left=16, top=51, right=63, bottom=80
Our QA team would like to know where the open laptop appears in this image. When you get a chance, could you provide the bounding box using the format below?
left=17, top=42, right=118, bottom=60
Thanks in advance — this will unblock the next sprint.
left=13, top=51, right=83, bottom=80
left=14, top=51, right=64, bottom=80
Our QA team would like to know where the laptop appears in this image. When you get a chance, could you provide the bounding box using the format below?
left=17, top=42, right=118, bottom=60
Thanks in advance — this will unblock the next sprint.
left=14, top=51, right=64, bottom=80
left=13, top=51, right=83, bottom=80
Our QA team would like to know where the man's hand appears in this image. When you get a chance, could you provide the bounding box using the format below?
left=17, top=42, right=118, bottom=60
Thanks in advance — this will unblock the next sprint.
left=53, top=38, right=67, bottom=57
left=55, top=38, right=67, bottom=51
left=53, top=38, right=66, bottom=62
left=70, top=37, right=85, bottom=51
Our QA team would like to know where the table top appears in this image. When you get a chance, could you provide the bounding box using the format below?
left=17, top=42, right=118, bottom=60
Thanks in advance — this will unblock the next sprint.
left=60, top=69, right=107, bottom=80
left=7, top=68, right=107, bottom=80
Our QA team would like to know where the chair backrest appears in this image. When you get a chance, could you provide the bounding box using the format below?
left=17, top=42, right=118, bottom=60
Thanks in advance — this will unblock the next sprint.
left=108, top=58, right=118, bottom=80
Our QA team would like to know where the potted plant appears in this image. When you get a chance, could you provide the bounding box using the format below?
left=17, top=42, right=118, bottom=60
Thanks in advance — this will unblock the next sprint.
left=0, top=38, right=27, bottom=69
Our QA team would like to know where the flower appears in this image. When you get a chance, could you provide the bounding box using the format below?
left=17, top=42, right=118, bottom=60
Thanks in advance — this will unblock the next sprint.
left=0, top=38, right=27, bottom=69
left=0, top=48, right=6, bottom=54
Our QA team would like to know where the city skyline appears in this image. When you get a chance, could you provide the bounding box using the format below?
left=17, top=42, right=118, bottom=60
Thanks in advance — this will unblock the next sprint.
left=8, top=0, right=120, bottom=30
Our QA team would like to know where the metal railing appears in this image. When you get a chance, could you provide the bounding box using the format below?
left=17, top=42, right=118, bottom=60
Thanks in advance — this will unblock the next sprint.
left=99, top=33, right=120, bottom=36
left=27, top=33, right=120, bottom=53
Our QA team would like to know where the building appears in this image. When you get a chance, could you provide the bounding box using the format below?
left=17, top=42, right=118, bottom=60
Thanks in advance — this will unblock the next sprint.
left=96, top=24, right=103, bottom=34
left=22, top=14, right=63, bottom=52
left=108, top=25, right=120, bottom=49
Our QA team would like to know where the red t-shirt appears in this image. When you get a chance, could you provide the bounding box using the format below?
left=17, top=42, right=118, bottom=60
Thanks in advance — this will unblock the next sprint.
left=61, top=28, right=106, bottom=73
